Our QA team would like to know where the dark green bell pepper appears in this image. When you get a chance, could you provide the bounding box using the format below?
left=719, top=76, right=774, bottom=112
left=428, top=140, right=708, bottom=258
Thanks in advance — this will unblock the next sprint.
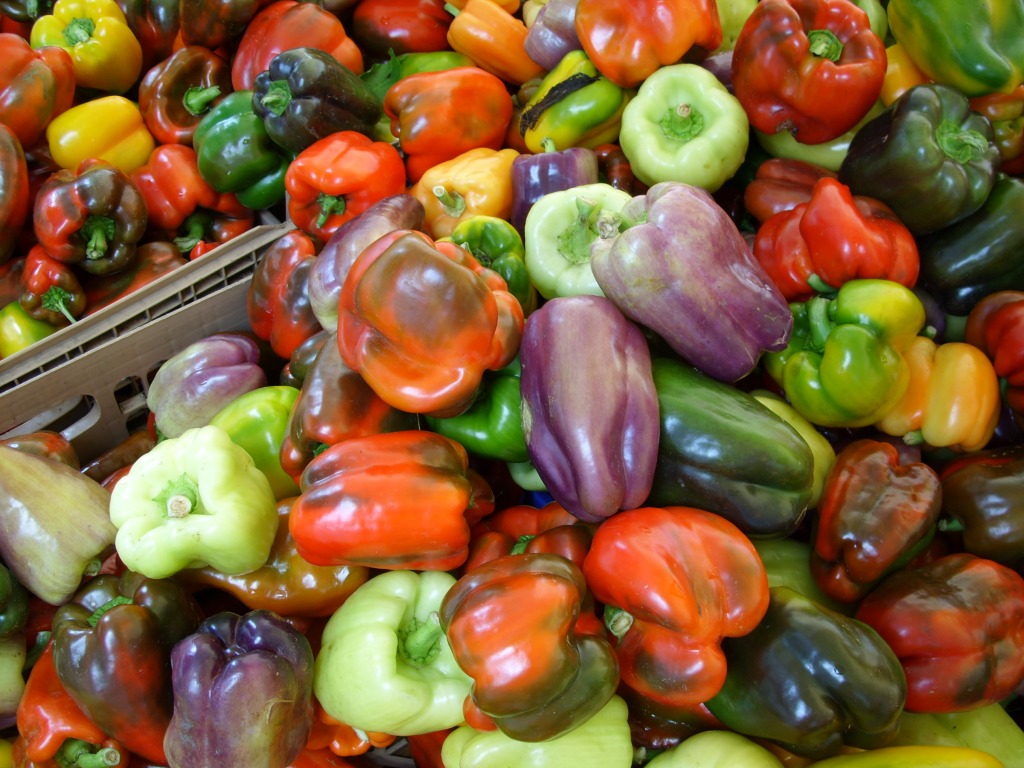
left=917, top=173, right=1024, bottom=316
left=424, top=356, right=529, bottom=464
left=192, top=89, right=289, bottom=210
left=706, top=586, right=907, bottom=761
left=645, top=356, right=814, bottom=539
left=838, top=83, right=1001, bottom=235
left=763, top=279, right=926, bottom=429
left=0, top=563, right=27, bottom=639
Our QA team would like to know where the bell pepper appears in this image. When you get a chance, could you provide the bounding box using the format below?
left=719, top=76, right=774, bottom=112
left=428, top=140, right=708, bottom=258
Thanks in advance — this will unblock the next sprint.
left=192, top=89, right=289, bottom=210
left=384, top=65, right=512, bottom=184
left=809, top=746, right=1007, bottom=768
left=79, top=429, right=155, bottom=483
left=231, top=0, right=362, bottom=94
left=351, top=0, right=451, bottom=59
left=337, top=229, right=523, bottom=417
left=574, top=0, right=722, bottom=90
left=304, top=701, right=397, bottom=759
left=707, top=586, right=907, bottom=760
left=754, top=537, right=854, bottom=617
left=891, top=702, right=1024, bottom=768
left=887, top=0, right=1024, bottom=98
left=108, top=424, right=279, bottom=579
left=522, top=0, right=579, bottom=72
left=970, top=85, right=1024, bottom=171
left=29, top=0, right=142, bottom=93
left=618, top=62, right=748, bottom=192
left=731, top=0, right=885, bottom=145
left=0, top=0, right=53, bottom=23
left=590, top=181, right=794, bottom=383
left=284, top=130, right=406, bottom=244
left=838, top=83, right=1001, bottom=236
left=0, top=430, right=78, bottom=469
left=176, top=497, right=369, bottom=618
left=583, top=506, right=768, bottom=710
left=517, top=49, right=630, bottom=155
left=176, top=207, right=256, bottom=258
left=446, top=0, right=544, bottom=86
left=753, top=177, right=920, bottom=302
left=290, top=430, right=483, bottom=571
left=0, top=299, right=57, bottom=357
left=809, top=438, right=942, bottom=604
left=45, top=95, right=154, bottom=174
left=880, top=41, right=930, bottom=107
left=462, top=500, right=592, bottom=572
left=522, top=181, right=632, bottom=299
left=279, top=332, right=417, bottom=483
left=916, top=174, right=1024, bottom=316
left=645, top=730, right=785, bottom=767
left=279, top=329, right=329, bottom=388
left=252, top=47, right=382, bottom=157
left=519, top=295, right=658, bottom=523
left=164, top=609, right=315, bottom=768
left=646, top=357, right=814, bottom=538
left=18, top=243, right=85, bottom=326
left=178, top=0, right=271, bottom=50
left=0, top=32, right=75, bottom=149
left=116, top=0, right=180, bottom=72
left=440, top=552, right=619, bottom=741
left=855, top=552, right=1024, bottom=714
left=0, top=123, right=29, bottom=269
left=50, top=571, right=205, bottom=764
left=313, top=569, right=474, bottom=736
left=145, top=332, right=267, bottom=438
left=873, top=336, right=1001, bottom=452
left=246, top=228, right=322, bottom=360
left=510, top=143, right=600, bottom=235
left=763, top=278, right=926, bottom=428
left=136, top=44, right=232, bottom=146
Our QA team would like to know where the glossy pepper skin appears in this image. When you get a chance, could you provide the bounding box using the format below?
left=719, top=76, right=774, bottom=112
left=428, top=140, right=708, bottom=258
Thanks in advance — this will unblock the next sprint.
left=51, top=572, right=205, bottom=764
left=290, top=430, right=483, bottom=571
left=838, top=83, right=1001, bottom=236
left=137, top=45, right=232, bottom=146
left=753, top=177, right=920, bottom=302
left=178, top=0, right=272, bottom=50
left=33, top=158, right=147, bottom=276
left=764, top=278, right=926, bottom=428
left=0, top=33, right=74, bottom=154
left=446, top=0, right=544, bottom=86
left=337, top=229, right=523, bottom=417
left=440, top=552, right=619, bottom=742
left=966, top=289, right=1024, bottom=414
left=510, top=144, right=600, bottom=236
left=707, top=586, right=907, bottom=760
left=583, top=506, right=769, bottom=709
left=0, top=300, right=57, bottom=357
left=519, top=295, right=660, bottom=523
left=731, top=0, right=886, bottom=145
left=253, top=47, right=381, bottom=156
left=350, top=0, right=451, bottom=58
left=810, top=439, right=942, bottom=603
left=45, top=94, right=155, bottom=174
left=855, top=553, right=1024, bottom=714
left=164, top=609, right=315, bottom=768
left=0, top=125, right=29, bottom=266
left=646, top=357, right=814, bottom=538
left=116, top=0, right=181, bottom=72
left=18, top=244, right=85, bottom=326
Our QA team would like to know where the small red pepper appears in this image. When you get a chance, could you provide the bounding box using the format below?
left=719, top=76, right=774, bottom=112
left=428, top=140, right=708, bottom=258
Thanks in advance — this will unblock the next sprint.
left=18, top=243, right=86, bottom=326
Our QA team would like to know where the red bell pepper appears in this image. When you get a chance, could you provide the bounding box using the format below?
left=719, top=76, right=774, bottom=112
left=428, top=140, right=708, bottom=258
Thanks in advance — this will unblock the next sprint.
left=350, top=0, right=452, bottom=59
left=18, top=244, right=85, bottom=326
left=284, top=131, right=407, bottom=244
left=464, top=500, right=592, bottom=573
left=732, top=0, right=887, bottom=144
left=582, top=505, right=770, bottom=709
left=965, top=289, right=1024, bottom=415
left=753, top=176, right=920, bottom=301
left=116, top=0, right=182, bottom=72
left=0, top=122, right=29, bottom=265
left=743, top=156, right=838, bottom=224
left=178, top=0, right=273, bottom=51
left=337, top=229, right=523, bottom=417
left=0, top=32, right=75, bottom=149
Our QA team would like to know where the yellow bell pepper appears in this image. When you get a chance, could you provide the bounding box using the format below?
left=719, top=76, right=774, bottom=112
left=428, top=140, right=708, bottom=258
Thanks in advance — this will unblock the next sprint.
left=30, top=0, right=143, bottom=94
left=880, top=43, right=931, bottom=107
left=0, top=738, right=12, bottom=768
left=875, top=335, right=1000, bottom=452
left=46, top=94, right=155, bottom=173
left=411, top=147, right=519, bottom=238
left=806, top=745, right=1005, bottom=768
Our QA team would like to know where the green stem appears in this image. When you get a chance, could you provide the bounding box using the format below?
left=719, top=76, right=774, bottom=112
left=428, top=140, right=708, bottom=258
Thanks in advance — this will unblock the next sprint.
left=258, top=80, right=292, bottom=117
left=41, top=286, right=77, bottom=324
left=433, top=185, right=465, bottom=218
left=936, top=120, right=991, bottom=165
left=399, top=612, right=443, bottom=667
left=540, top=137, right=558, bottom=153
left=183, top=85, right=221, bottom=116
left=81, top=216, right=115, bottom=262
left=443, top=2, right=460, bottom=16
left=603, top=604, right=633, bottom=641
left=660, top=101, right=704, bottom=143
left=509, top=535, right=534, bottom=555
left=86, top=596, right=133, bottom=628
left=806, top=296, right=833, bottom=352
left=62, top=17, right=94, bottom=47
left=556, top=196, right=606, bottom=265
left=937, top=517, right=964, bottom=533
left=55, top=739, right=122, bottom=768
left=806, top=273, right=837, bottom=295
left=173, top=213, right=208, bottom=255
left=807, top=28, right=842, bottom=61
left=902, top=429, right=924, bottom=446
left=316, top=193, right=347, bottom=228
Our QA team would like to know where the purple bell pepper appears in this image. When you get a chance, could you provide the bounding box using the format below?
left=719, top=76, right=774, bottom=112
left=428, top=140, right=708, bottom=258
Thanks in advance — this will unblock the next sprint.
left=524, top=0, right=582, bottom=73
left=510, top=145, right=600, bottom=235
left=519, top=294, right=659, bottom=523
left=590, top=181, right=793, bottom=383
left=164, top=609, right=315, bottom=768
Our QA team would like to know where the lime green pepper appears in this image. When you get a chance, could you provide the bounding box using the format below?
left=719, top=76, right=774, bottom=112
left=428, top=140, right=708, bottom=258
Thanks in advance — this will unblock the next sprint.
left=108, top=424, right=279, bottom=579
left=753, top=538, right=854, bottom=616
left=0, top=634, right=25, bottom=724
left=808, top=746, right=1005, bottom=768
left=763, top=279, right=926, bottom=429
left=0, top=301, right=58, bottom=358
left=618, top=62, right=750, bottom=192
left=756, top=100, right=886, bottom=172
left=891, top=703, right=1024, bottom=768
left=647, top=730, right=784, bottom=767
left=209, top=385, right=301, bottom=501
left=714, top=0, right=758, bottom=53
left=442, top=214, right=538, bottom=316
left=518, top=49, right=630, bottom=154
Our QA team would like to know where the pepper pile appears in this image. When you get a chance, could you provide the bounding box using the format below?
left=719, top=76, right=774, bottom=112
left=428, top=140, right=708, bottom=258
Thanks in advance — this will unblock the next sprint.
left=3, top=0, right=1024, bottom=766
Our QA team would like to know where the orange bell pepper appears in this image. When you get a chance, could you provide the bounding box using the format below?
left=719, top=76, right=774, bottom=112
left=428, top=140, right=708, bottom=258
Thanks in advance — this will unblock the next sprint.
left=446, top=0, right=545, bottom=86
left=970, top=84, right=1024, bottom=168
left=965, top=290, right=1024, bottom=414
left=306, top=703, right=396, bottom=757
left=875, top=335, right=1001, bottom=452
left=880, top=42, right=930, bottom=107
left=447, top=0, right=518, bottom=11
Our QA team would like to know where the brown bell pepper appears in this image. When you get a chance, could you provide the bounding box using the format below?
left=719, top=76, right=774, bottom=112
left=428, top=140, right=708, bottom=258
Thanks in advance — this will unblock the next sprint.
left=178, top=0, right=273, bottom=51
left=18, top=243, right=86, bottom=326
left=116, top=0, right=182, bottom=72
left=0, top=32, right=75, bottom=149
left=0, top=122, right=30, bottom=265
left=80, top=240, right=187, bottom=315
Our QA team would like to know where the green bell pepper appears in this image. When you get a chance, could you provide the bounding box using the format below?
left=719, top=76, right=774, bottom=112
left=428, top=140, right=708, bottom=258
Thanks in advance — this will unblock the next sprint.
left=753, top=538, right=854, bottom=616
left=313, top=569, right=473, bottom=736
left=518, top=49, right=630, bottom=154
left=887, top=0, right=1024, bottom=97
left=523, top=182, right=632, bottom=299
left=618, top=62, right=749, bottom=192
left=646, top=730, right=784, bottom=767
left=0, top=564, right=27, bottom=640
left=0, top=633, right=25, bottom=724
left=108, top=424, right=279, bottom=579
left=440, top=694, right=634, bottom=768
left=192, top=89, right=289, bottom=210
left=755, top=100, right=886, bottom=173
left=209, top=385, right=301, bottom=501
left=442, top=214, right=538, bottom=316
left=0, top=300, right=57, bottom=358
left=890, top=702, right=1024, bottom=768
left=763, top=279, right=926, bottom=429
left=507, top=458, right=547, bottom=492
left=714, top=0, right=758, bottom=53
left=424, top=356, right=529, bottom=463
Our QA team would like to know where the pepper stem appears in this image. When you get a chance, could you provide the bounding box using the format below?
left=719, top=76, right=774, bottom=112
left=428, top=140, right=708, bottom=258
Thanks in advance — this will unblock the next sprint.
left=258, top=80, right=293, bottom=117
left=510, top=534, right=534, bottom=555
left=806, top=296, right=834, bottom=352
left=81, top=216, right=115, bottom=262
left=806, top=273, right=837, bottom=295
left=183, top=85, right=222, bottom=116
left=807, top=29, right=842, bottom=61
left=316, top=193, right=346, bottom=228
left=937, top=517, right=964, bottom=533
left=603, top=605, right=634, bottom=640
left=63, top=17, right=95, bottom=47
left=55, top=739, right=121, bottom=768
left=86, top=596, right=133, bottom=628
left=153, top=473, right=201, bottom=518
left=173, top=212, right=208, bottom=255
left=936, top=120, right=991, bottom=164
left=660, top=101, right=704, bottom=143
left=398, top=611, right=443, bottom=667
left=41, top=286, right=78, bottom=324
left=540, top=137, right=558, bottom=153
left=433, top=185, right=465, bottom=218
left=902, top=429, right=925, bottom=446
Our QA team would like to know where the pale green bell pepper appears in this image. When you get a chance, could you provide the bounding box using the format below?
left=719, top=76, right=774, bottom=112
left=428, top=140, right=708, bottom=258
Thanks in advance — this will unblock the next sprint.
left=756, top=100, right=887, bottom=172
left=314, top=569, right=472, bottom=736
left=647, top=730, right=785, bottom=767
left=890, top=703, right=1024, bottom=768
left=108, top=424, right=279, bottom=579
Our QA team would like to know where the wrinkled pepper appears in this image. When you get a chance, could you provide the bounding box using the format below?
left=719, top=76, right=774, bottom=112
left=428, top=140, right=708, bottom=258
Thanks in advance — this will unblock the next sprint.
left=446, top=0, right=545, bottom=86
left=0, top=32, right=75, bottom=149
left=18, top=243, right=85, bottom=326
